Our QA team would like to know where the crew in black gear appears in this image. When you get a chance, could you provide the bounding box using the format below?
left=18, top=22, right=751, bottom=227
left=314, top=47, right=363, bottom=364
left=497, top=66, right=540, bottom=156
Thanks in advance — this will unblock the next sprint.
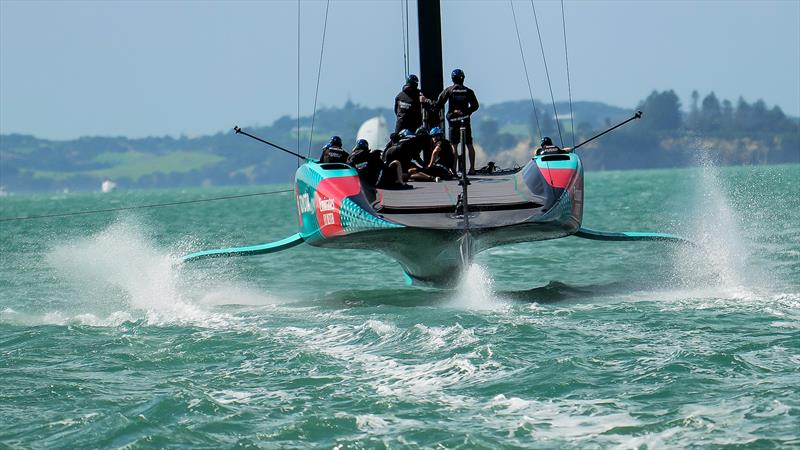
left=413, top=126, right=434, bottom=166
left=346, top=139, right=382, bottom=187
left=319, top=135, right=349, bottom=163
left=394, top=74, right=425, bottom=134
left=409, top=127, right=456, bottom=181
left=533, top=136, right=572, bottom=156
left=383, top=129, right=424, bottom=173
left=433, top=68, right=479, bottom=174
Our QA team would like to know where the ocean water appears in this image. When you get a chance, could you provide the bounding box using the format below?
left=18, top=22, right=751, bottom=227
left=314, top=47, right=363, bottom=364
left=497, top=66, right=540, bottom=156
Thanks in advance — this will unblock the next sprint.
left=1, top=163, right=798, bottom=448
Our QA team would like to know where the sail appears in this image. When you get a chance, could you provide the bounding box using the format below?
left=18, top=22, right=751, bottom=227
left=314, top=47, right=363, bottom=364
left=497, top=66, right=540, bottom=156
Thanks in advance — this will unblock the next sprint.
left=356, top=116, right=389, bottom=149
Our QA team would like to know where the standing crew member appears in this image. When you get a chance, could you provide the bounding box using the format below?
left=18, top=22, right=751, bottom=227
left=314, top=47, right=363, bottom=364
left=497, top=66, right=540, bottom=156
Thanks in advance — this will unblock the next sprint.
left=319, top=135, right=349, bottom=163
left=394, top=74, right=425, bottom=134
left=434, top=68, right=479, bottom=175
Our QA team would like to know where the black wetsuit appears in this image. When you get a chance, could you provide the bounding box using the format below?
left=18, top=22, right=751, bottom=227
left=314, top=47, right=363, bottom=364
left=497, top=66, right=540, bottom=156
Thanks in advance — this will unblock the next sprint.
left=319, top=146, right=349, bottom=164
left=394, top=84, right=423, bottom=134
left=415, top=134, right=433, bottom=166
left=383, top=138, right=424, bottom=173
left=535, top=145, right=566, bottom=156
left=347, top=149, right=383, bottom=187
left=420, top=138, right=456, bottom=180
left=434, top=83, right=479, bottom=145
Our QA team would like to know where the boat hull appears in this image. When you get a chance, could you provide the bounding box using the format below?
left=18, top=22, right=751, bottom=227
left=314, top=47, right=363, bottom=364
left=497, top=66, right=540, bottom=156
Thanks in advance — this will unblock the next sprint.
left=294, top=154, right=583, bottom=287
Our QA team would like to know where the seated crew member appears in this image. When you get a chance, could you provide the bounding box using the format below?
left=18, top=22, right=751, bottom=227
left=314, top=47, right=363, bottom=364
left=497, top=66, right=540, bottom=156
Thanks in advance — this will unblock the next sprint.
left=414, top=126, right=434, bottom=166
left=346, top=139, right=382, bottom=187
left=434, top=68, right=479, bottom=175
left=394, top=74, right=426, bottom=134
left=383, top=129, right=425, bottom=175
left=409, top=127, right=456, bottom=182
left=319, top=135, right=349, bottom=163
left=383, top=132, right=400, bottom=153
left=533, top=136, right=572, bottom=156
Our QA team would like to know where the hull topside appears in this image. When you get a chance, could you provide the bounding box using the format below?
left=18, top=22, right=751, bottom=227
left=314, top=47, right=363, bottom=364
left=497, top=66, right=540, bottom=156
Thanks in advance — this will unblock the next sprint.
left=294, top=154, right=583, bottom=286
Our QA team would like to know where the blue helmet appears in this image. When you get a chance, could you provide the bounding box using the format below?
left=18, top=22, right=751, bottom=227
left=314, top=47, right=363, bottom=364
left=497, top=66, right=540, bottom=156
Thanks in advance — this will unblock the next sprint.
left=407, top=74, right=419, bottom=86
left=355, top=138, right=369, bottom=150
left=430, top=127, right=443, bottom=137
left=329, top=135, right=342, bottom=147
left=415, top=126, right=428, bottom=136
left=451, top=68, right=465, bottom=83
left=399, top=129, right=414, bottom=138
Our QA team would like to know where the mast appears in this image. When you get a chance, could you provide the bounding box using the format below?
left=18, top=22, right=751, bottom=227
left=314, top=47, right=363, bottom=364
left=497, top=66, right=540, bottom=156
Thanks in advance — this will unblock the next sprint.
left=417, top=0, right=443, bottom=128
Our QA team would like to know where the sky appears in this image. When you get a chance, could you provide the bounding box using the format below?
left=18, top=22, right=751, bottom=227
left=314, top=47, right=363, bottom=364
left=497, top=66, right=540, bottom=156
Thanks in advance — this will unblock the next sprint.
left=1, top=0, right=798, bottom=140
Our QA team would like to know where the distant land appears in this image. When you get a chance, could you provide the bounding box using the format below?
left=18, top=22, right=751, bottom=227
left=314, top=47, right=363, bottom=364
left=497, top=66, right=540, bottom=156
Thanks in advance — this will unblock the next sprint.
left=1, top=91, right=797, bottom=192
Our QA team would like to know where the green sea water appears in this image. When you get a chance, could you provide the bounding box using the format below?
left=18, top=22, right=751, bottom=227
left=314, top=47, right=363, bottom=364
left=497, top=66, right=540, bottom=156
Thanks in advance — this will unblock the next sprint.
left=1, top=164, right=798, bottom=448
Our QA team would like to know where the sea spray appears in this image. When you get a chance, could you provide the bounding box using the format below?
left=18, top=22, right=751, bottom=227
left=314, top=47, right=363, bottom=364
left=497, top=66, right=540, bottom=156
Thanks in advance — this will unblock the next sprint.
left=45, top=219, right=233, bottom=325
left=670, top=144, right=764, bottom=296
left=449, top=263, right=506, bottom=310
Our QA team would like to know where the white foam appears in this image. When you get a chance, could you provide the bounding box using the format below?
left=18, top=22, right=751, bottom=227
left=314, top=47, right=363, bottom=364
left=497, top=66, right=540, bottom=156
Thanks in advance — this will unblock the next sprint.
left=355, top=414, right=389, bottom=432
left=414, top=323, right=478, bottom=350
left=42, top=219, right=250, bottom=327
left=449, top=263, right=507, bottom=311
left=667, top=146, right=786, bottom=302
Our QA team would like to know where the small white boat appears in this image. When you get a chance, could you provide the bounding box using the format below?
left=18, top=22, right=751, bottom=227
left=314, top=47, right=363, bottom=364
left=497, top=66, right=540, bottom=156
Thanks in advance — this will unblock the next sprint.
left=101, top=179, right=117, bottom=193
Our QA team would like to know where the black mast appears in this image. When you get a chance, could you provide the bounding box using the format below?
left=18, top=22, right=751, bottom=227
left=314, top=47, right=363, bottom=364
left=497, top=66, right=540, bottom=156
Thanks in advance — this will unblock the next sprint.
left=417, top=0, right=443, bottom=128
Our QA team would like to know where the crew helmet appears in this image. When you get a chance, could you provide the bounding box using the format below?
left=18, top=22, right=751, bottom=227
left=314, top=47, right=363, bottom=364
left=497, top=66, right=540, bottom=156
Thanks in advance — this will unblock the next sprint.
left=399, top=129, right=414, bottom=138
left=406, top=74, right=419, bottom=86
left=354, top=139, right=369, bottom=150
left=540, top=136, right=553, bottom=147
left=329, top=135, right=343, bottom=147
left=430, top=127, right=443, bottom=137
left=451, top=68, right=465, bottom=83
left=415, top=126, right=428, bottom=136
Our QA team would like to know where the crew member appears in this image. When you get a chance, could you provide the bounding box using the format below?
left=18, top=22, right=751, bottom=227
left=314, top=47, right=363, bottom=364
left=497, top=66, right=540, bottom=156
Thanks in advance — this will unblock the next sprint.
left=533, top=136, right=572, bottom=156
left=434, top=68, right=479, bottom=174
left=319, top=135, right=349, bottom=163
left=409, top=127, right=456, bottom=182
left=394, top=74, right=426, bottom=134
left=346, top=139, right=382, bottom=187
left=383, top=129, right=425, bottom=174
left=414, top=126, right=434, bottom=166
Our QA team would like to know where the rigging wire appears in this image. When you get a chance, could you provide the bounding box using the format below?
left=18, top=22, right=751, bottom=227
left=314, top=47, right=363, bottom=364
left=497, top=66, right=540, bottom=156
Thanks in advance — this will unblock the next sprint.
left=530, top=0, right=564, bottom=148
left=400, top=0, right=408, bottom=77
left=405, top=0, right=410, bottom=76
left=0, top=189, right=295, bottom=223
left=561, top=0, right=576, bottom=147
left=509, top=0, right=542, bottom=141
left=296, top=0, right=302, bottom=167
left=306, top=0, right=331, bottom=157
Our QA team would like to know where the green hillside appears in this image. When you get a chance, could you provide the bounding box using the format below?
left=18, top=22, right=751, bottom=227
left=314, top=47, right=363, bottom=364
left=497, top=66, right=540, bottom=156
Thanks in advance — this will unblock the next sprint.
left=0, top=94, right=797, bottom=192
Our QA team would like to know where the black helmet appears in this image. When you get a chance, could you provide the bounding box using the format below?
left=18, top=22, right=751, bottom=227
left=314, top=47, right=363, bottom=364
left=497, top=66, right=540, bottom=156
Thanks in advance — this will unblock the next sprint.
left=406, top=74, right=419, bottom=86
left=540, top=136, right=553, bottom=147
left=415, top=126, right=428, bottom=136
left=355, top=139, right=369, bottom=150
left=451, top=68, right=465, bottom=83
left=329, top=135, right=342, bottom=147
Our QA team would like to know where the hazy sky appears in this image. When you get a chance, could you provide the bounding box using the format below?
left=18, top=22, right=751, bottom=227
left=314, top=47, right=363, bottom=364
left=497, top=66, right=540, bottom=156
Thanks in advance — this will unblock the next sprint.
left=1, top=0, right=798, bottom=140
